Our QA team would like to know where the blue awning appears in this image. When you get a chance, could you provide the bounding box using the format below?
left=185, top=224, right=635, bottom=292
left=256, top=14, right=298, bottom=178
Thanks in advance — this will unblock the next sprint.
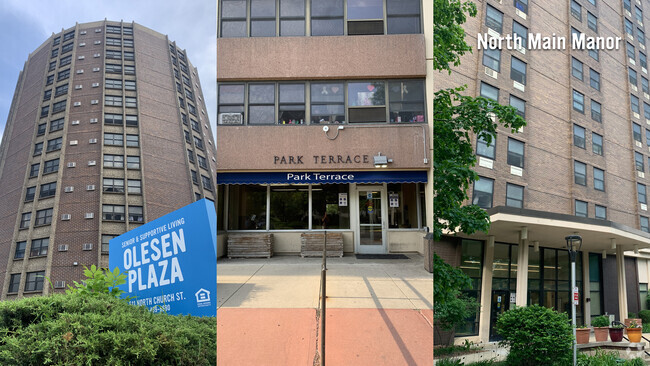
left=217, top=171, right=428, bottom=185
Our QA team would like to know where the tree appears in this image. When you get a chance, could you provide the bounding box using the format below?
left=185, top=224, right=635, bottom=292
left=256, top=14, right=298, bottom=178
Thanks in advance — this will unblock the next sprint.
left=433, top=253, right=479, bottom=335
left=433, top=0, right=526, bottom=241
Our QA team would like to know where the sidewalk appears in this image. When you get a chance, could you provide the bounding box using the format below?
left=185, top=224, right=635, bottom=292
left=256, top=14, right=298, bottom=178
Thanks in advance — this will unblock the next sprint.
left=216, top=254, right=433, bottom=366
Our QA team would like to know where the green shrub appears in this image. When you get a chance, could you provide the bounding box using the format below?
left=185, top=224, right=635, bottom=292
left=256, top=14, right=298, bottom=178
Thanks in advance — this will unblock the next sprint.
left=577, top=349, right=645, bottom=366
left=434, top=254, right=480, bottom=331
left=628, top=312, right=638, bottom=318
left=591, top=315, right=610, bottom=328
left=643, top=322, right=650, bottom=333
left=638, top=309, right=650, bottom=325
left=495, top=305, right=573, bottom=366
left=436, top=358, right=463, bottom=366
left=0, top=294, right=216, bottom=365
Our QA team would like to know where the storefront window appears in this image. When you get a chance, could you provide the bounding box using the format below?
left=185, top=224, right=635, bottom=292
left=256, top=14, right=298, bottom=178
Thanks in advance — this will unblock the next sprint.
left=456, top=239, right=483, bottom=337
left=228, top=185, right=267, bottom=230
left=217, top=187, right=225, bottom=231
left=387, top=183, right=419, bottom=228
left=311, top=184, right=350, bottom=229
left=589, top=253, right=602, bottom=318
left=419, top=183, right=426, bottom=228
left=270, top=185, right=308, bottom=229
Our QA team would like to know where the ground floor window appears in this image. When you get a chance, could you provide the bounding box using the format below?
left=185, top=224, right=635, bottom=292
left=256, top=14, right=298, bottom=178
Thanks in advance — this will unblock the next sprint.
left=312, top=184, right=350, bottom=229
left=589, top=253, right=604, bottom=318
left=387, top=183, right=419, bottom=228
left=228, top=185, right=267, bottom=230
left=640, top=283, right=648, bottom=311
left=456, top=239, right=483, bottom=337
left=217, top=187, right=225, bottom=231
left=270, top=185, right=309, bottom=229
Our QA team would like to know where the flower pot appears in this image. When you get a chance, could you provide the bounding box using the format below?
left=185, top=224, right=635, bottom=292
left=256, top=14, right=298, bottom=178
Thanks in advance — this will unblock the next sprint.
left=610, top=327, right=624, bottom=342
left=624, top=318, right=642, bottom=328
left=594, top=327, right=609, bottom=342
left=576, top=328, right=591, bottom=344
left=628, top=327, right=643, bottom=343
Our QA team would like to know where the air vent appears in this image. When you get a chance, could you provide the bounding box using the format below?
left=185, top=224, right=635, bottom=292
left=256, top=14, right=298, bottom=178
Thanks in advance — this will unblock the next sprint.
left=61, top=214, right=71, bottom=221
left=218, top=113, right=243, bottom=125
left=58, top=244, right=69, bottom=251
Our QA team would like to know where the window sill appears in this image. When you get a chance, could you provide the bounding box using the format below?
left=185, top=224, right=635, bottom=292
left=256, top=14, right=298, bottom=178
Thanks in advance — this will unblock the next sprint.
left=29, top=255, right=47, bottom=259
left=23, top=290, right=44, bottom=295
left=42, top=171, right=58, bottom=176
left=33, top=223, right=52, bottom=228
left=13, top=257, right=24, bottom=261
left=103, top=219, right=126, bottom=223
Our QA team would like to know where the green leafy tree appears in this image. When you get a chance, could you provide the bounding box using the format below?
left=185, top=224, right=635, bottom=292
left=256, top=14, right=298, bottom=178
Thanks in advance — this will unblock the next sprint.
left=433, top=0, right=526, bottom=241
left=65, top=265, right=127, bottom=298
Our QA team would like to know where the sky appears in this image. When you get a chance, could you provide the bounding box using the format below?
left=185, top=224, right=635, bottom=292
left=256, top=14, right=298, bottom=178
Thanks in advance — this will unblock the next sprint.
left=0, top=0, right=217, bottom=141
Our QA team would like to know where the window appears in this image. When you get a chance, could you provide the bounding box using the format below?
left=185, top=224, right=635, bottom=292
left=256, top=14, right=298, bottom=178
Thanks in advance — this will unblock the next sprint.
left=589, top=48, right=600, bottom=61
left=193, top=136, right=204, bottom=150
left=14, top=242, right=26, bottom=260
left=639, top=28, right=646, bottom=46
left=513, top=21, right=528, bottom=48
left=125, top=97, right=137, bottom=108
left=57, top=68, right=70, bottom=81
left=20, top=213, right=31, bottom=229
left=626, top=19, right=634, bottom=37
left=50, top=118, right=64, bottom=132
left=63, top=30, right=74, bottom=41
left=106, top=64, right=122, bottom=73
left=43, top=159, right=59, bottom=174
left=125, top=80, right=136, bottom=91
left=642, top=216, right=650, bottom=232
left=126, top=134, right=139, bottom=147
left=483, top=48, right=501, bottom=72
left=55, top=83, right=68, bottom=96
left=506, top=183, right=524, bottom=208
left=43, top=89, right=52, bottom=101
left=278, top=83, right=306, bottom=124
left=509, top=95, right=526, bottom=118
left=646, top=103, right=650, bottom=121
left=636, top=6, right=644, bottom=24
left=595, top=205, right=607, bottom=220
left=124, top=52, right=134, bottom=61
left=625, top=0, right=632, bottom=12
left=61, top=42, right=73, bottom=54
left=8, top=274, right=21, bottom=293
left=574, top=160, right=587, bottom=185
left=480, top=82, right=499, bottom=101
left=510, top=57, right=527, bottom=85
left=30, top=238, right=49, bottom=257
left=476, top=134, right=495, bottom=159
left=198, top=155, right=208, bottom=169
left=29, top=163, right=40, bottom=178
left=181, top=113, right=188, bottom=125
left=311, top=82, right=345, bottom=124
left=126, top=156, right=140, bottom=169
left=51, top=48, right=58, bottom=58
left=589, top=69, right=600, bottom=91
left=628, top=42, right=636, bottom=60
left=103, top=178, right=125, bottom=193
left=106, top=37, right=121, bottom=46
left=592, top=132, right=603, bottom=155
left=103, top=154, right=124, bottom=168
left=25, top=271, right=45, bottom=292
left=191, top=170, right=199, bottom=185
left=575, top=200, right=588, bottom=217
left=593, top=167, right=605, bottom=191
left=185, top=88, right=194, bottom=101
left=125, top=115, right=138, bottom=126
left=573, top=90, right=584, bottom=113
left=46, top=137, right=62, bottom=152
left=35, top=208, right=53, bottom=226
left=472, top=177, right=494, bottom=209
left=104, top=113, right=123, bottom=125
left=486, top=5, right=503, bottom=33
left=187, top=149, right=195, bottom=163
left=640, top=183, right=649, bottom=206
left=573, top=124, right=586, bottom=148
left=184, top=131, right=191, bottom=143
left=642, top=52, right=648, bottom=69
left=104, top=133, right=123, bottom=146
left=53, top=36, right=61, bottom=46
left=507, top=138, right=524, bottom=168
left=591, top=100, right=602, bottom=122
left=33, top=142, right=43, bottom=156
left=40, top=106, right=49, bottom=118
left=572, top=58, right=583, bottom=80
left=587, top=12, right=598, bottom=32
left=103, top=205, right=125, bottom=221
left=634, top=122, right=643, bottom=143
left=191, top=119, right=201, bottom=132
left=107, top=25, right=121, bottom=34
left=105, top=95, right=122, bottom=106
left=37, top=123, right=46, bottom=135
left=59, top=55, right=71, bottom=67
left=48, top=60, right=56, bottom=71
left=127, top=179, right=142, bottom=194
left=106, top=79, right=122, bottom=89
left=572, top=27, right=581, bottom=43
left=25, top=186, right=36, bottom=202
left=637, top=152, right=646, bottom=172
left=52, top=100, right=66, bottom=114
left=39, top=182, right=57, bottom=198
left=102, top=235, right=116, bottom=253
left=182, top=75, right=191, bottom=87
left=201, top=175, right=213, bottom=190
left=630, top=68, right=638, bottom=86
left=571, top=0, right=581, bottom=20
left=643, top=77, right=649, bottom=94
left=188, top=103, right=197, bottom=115
left=389, top=80, right=425, bottom=123
left=178, top=96, right=186, bottom=108
left=632, top=94, right=641, bottom=114
left=106, top=50, right=122, bottom=59
left=46, top=74, right=54, bottom=85
left=129, top=206, right=143, bottom=222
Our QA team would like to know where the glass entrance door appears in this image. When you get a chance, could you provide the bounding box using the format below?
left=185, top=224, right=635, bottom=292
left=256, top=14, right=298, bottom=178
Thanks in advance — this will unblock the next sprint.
left=489, top=290, right=510, bottom=341
left=357, top=187, right=386, bottom=254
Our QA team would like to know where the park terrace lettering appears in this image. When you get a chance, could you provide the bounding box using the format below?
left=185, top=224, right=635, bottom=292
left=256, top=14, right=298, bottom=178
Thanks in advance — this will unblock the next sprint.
left=274, top=155, right=369, bottom=165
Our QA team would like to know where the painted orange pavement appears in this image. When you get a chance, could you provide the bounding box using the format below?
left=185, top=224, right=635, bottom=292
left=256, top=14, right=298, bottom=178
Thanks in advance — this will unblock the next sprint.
left=217, top=308, right=433, bottom=366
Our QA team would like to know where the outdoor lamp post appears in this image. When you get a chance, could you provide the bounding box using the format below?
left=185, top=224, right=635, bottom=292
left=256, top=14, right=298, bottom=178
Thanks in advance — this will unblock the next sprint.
left=565, top=235, right=583, bottom=366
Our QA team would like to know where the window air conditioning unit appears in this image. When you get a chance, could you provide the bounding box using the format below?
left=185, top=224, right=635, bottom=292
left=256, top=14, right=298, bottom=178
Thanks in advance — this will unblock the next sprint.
left=58, top=244, right=69, bottom=252
left=54, top=281, right=66, bottom=289
left=92, top=83, right=100, bottom=87
left=87, top=185, right=96, bottom=191
left=78, top=55, right=85, bottom=60
left=80, top=30, right=87, bottom=35
left=64, top=186, right=74, bottom=193
left=85, top=213, right=94, bottom=219
left=95, top=28, right=102, bottom=33
left=88, top=160, right=96, bottom=166
left=94, top=40, right=101, bottom=45
left=70, top=140, right=78, bottom=146
left=90, top=118, right=98, bottom=123
left=67, top=162, right=76, bottom=168
left=83, top=243, right=93, bottom=250
left=91, top=100, right=99, bottom=105
left=79, top=42, right=86, bottom=47
left=61, top=214, right=71, bottom=220
left=218, top=113, right=243, bottom=125
left=76, top=69, right=84, bottom=74
left=71, top=120, right=80, bottom=125
left=75, top=85, right=82, bottom=89
left=89, top=138, right=98, bottom=144
left=74, top=102, right=81, bottom=107
left=93, top=67, right=100, bottom=72
left=93, top=53, right=101, bottom=58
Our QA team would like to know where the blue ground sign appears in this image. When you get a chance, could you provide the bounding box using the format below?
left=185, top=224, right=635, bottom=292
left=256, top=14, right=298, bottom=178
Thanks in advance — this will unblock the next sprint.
left=109, top=199, right=216, bottom=317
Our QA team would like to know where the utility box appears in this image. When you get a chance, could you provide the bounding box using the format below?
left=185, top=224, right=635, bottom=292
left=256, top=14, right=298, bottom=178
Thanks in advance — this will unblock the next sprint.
left=424, top=233, right=434, bottom=273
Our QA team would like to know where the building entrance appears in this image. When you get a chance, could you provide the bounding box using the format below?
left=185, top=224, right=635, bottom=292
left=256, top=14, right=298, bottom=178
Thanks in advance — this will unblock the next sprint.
left=356, top=186, right=387, bottom=254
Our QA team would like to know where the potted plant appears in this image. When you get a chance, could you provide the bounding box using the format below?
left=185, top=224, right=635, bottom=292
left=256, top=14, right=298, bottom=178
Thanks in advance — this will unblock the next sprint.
left=592, top=315, right=610, bottom=342
left=575, top=325, right=591, bottom=344
left=627, top=320, right=643, bottom=343
left=609, top=323, right=625, bottom=342
left=625, top=313, right=642, bottom=329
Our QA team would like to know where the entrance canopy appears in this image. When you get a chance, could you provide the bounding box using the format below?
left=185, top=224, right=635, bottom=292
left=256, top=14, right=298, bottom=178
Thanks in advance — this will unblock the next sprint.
left=217, top=171, right=428, bottom=185
left=462, top=207, right=650, bottom=253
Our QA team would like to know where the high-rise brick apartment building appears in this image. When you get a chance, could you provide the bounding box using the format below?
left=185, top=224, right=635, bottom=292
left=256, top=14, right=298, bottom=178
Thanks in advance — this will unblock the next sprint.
left=216, top=1, right=433, bottom=259
left=436, top=0, right=650, bottom=344
left=0, top=20, right=217, bottom=300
